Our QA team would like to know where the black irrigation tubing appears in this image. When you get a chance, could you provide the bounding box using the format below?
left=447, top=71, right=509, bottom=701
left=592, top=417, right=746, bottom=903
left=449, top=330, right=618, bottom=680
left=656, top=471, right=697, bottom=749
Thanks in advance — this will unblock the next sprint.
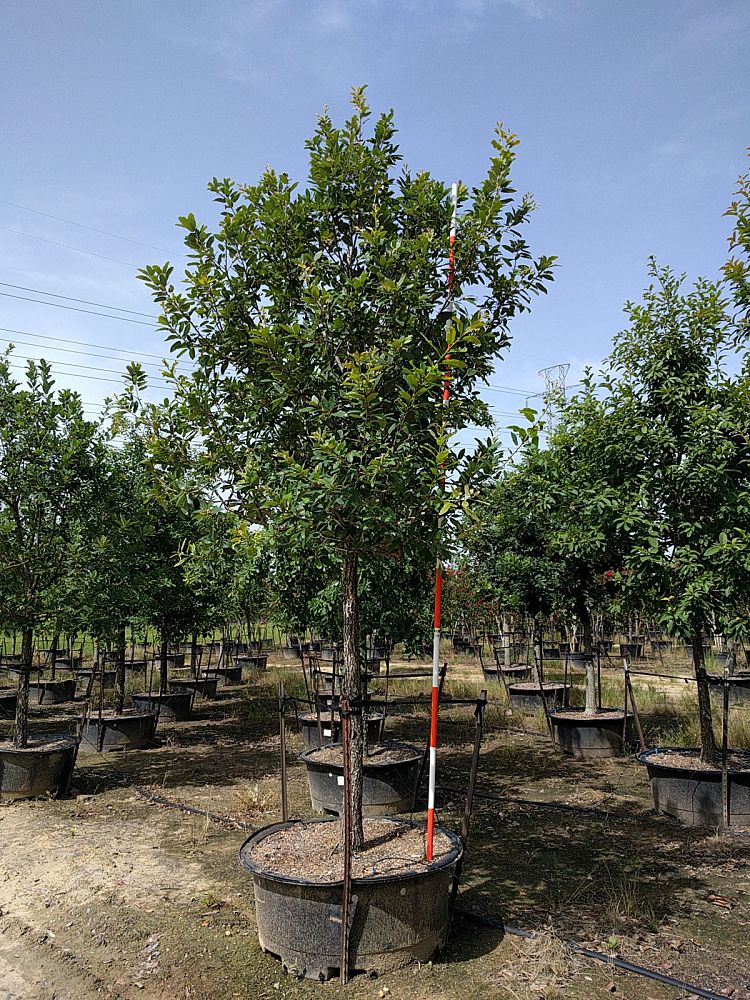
left=132, top=785, right=255, bottom=832
left=456, top=909, right=727, bottom=1000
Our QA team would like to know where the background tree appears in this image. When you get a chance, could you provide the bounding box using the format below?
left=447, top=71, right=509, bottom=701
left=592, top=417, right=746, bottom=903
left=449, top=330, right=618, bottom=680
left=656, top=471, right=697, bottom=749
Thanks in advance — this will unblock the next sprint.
left=551, top=261, right=750, bottom=760
left=135, top=90, right=554, bottom=849
left=0, top=353, right=104, bottom=747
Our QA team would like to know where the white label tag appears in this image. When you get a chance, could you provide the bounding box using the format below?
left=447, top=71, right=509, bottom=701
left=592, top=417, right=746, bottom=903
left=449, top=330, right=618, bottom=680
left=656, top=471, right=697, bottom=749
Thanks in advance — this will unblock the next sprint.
left=323, top=728, right=331, bottom=736
left=337, top=776, right=344, bottom=786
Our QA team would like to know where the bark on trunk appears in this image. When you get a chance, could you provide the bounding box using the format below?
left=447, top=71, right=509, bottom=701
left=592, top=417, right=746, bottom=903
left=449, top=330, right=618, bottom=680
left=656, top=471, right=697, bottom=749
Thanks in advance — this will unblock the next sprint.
left=159, top=637, right=168, bottom=696
left=341, top=541, right=364, bottom=852
left=49, top=632, right=59, bottom=679
left=579, top=608, right=597, bottom=716
left=114, top=625, right=127, bottom=715
left=693, top=629, right=716, bottom=764
left=190, top=632, right=198, bottom=678
left=13, top=626, right=33, bottom=749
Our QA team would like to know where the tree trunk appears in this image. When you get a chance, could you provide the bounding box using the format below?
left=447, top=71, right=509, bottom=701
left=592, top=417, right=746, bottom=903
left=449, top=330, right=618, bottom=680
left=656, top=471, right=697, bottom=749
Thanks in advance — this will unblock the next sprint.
left=341, top=540, right=364, bottom=852
left=114, top=625, right=127, bottom=715
left=578, top=607, right=597, bottom=716
left=49, top=632, right=59, bottom=679
left=692, top=628, right=716, bottom=764
left=13, top=626, right=33, bottom=749
left=159, top=637, right=168, bottom=696
left=190, top=631, right=198, bottom=678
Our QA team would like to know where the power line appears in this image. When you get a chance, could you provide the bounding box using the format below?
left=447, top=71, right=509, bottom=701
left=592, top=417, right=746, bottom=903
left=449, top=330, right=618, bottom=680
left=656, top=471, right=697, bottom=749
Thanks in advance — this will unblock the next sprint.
left=5, top=353, right=173, bottom=387
left=0, top=225, right=141, bottom=268
left=0, top=199, right=185, bottom=256
left=0, top=325, right=191, bottom=365
left=0, top=282, right=157, bottom=318
left=0, top=335, right=176, bottom=372
left=0, top=290, right=156, bottom=325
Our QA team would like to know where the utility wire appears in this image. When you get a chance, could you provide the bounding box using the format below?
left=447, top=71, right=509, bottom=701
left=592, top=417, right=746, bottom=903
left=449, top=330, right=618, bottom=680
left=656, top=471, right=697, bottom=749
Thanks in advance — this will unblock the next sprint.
left=0, top=281, right=157, bottom=318
left=0, top=198, right=185, bottom=256
left=0, top=334, right=188, bottom=372
left=0, top=290, right=156, bottom=325
left=0, top=225, right=141, bottom=268
left=0, top=325, right=190, bottom=365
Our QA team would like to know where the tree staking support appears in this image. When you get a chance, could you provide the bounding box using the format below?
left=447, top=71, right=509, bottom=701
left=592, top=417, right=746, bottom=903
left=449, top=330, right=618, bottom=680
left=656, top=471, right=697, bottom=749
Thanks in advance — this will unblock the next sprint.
left=426, top=181, right=458, bottom=862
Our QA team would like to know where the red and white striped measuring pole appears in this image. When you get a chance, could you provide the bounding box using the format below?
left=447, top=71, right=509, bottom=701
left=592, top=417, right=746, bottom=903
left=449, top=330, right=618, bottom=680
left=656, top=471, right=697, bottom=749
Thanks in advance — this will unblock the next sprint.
left=426, top=181, right=458, bottom=861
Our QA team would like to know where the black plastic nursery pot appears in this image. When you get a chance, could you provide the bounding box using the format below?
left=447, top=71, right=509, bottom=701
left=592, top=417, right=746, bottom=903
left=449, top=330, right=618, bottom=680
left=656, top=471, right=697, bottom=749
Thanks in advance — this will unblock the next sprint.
left=619, top=642, right=643, bottom=659
left=203, top=665, right=243, bottom=687
left=299, top=712, right=385, bottom=750
left=300, top=742, right=421, bottom=816
left=165, top=652, right=186, bottom=669
left=281, top=645, right=302, bottom=661
left=0, top=735, right=77, bottom=801
left=549, top=708, right=633, bottom=759
left=80, top=711, right=158, bottom=752
left=707, top=672, right=750, bottom=705
left=168, top=677, right=219, bottom=700
left=638, top=747, right=750, bottom=828
left=28, top=678, right=77, bottom=705
left=238, top=817, right=463, bottom=980
left=508, top=681, right=569, bottom=713
left=131, top=690, right=193, bottom=722
left=0, top=689, right=18, bottom=717
left=237, top=653, right=268, bottom=673
left=482, top=663, right=532, bottom=683
left=74, top=669, right=116, bottom=698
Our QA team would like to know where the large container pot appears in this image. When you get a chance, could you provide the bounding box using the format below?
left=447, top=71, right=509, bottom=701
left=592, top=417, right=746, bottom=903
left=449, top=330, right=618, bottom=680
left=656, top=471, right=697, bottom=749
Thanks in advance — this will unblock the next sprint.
left=131, top=690, right=193, bottom=722
left=299, top=712, right=385, bottom=750
left=74, top=669, right=115, bottom=698
left=0, top=689, right=18, bottom=718
left=482, top=663, right=531, bottom=684
left=281, top=645, right=302, bottom=661
left=237, top=653, right=268, bottom=673
left=168, top=677, right=219, bottom=700
left=550, top=708, right=633, bottom=759
left=29, top=679, right=77, bottom=704
left=203, top=665, right=243, bottom=688
left=638, top=747, right=750, bottom=828
left=707, top=672, right=750, bottom=706
left=508, top=682, right=568, bottom=714
left=165, top=652, right=186, bottom=669
left=301, top=742, right=421, bottom=816
left=238, top=817, right=463, bottom=980
left=80, top=711, right=158, bottom=751
left=619, top=642, right=643, bottom=659
left=0, top=735, right=77, bottom=801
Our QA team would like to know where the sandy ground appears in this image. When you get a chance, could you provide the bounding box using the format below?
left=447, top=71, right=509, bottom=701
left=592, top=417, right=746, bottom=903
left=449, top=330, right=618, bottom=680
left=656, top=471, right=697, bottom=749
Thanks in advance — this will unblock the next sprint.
left=0, top=653, right=748, bottom=999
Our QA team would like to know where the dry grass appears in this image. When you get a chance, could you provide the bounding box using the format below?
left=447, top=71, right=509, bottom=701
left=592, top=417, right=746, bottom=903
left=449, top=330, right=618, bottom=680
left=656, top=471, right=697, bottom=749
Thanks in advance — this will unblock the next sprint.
left=232, top=778, right=279, bottom=819
left=497, top=930, right=577, bottom=1000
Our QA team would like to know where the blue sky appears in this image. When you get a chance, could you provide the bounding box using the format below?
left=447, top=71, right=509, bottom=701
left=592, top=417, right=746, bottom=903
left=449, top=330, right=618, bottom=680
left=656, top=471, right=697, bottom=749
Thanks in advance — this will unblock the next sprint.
left=0, top=0, right=748, bottom=432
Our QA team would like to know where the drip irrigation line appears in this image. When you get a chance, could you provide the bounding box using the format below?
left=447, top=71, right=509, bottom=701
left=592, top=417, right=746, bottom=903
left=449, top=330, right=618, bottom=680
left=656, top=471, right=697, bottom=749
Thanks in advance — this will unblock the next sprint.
left=132, top=785, right=255, bottom=831
left=456, top=908, right=728, bottom=1000
left=0, top=282, right=157, bottom=317
left=0, top=198, right=185, bottom=256
left=0, top=289, right=157, bottom=325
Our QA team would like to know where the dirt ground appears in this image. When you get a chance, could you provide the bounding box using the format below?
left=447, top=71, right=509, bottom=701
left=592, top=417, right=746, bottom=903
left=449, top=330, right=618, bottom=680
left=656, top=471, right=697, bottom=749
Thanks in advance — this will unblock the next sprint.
left=1, top=653, right=749, bottom=999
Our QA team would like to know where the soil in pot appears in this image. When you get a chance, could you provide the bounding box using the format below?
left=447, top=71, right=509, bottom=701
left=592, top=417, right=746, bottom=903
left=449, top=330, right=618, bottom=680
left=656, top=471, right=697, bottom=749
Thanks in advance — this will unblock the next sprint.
left=638, top=747, right=750, bottom=827
left=301, top=741, right=420, bottom=816
left=239, top=816, right=462, bottom=980
left=550, top=707, right=633, bottom=759
left=0, top=735, right=77, bottom=801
